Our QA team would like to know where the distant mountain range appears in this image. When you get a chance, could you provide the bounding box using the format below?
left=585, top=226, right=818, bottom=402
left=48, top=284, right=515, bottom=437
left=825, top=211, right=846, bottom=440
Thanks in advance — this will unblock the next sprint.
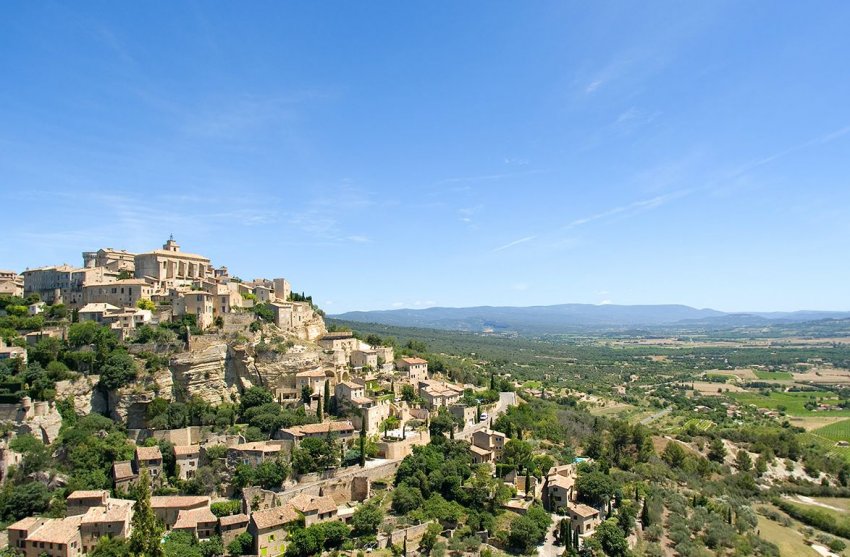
left=330, top=304, right=850, bottom=334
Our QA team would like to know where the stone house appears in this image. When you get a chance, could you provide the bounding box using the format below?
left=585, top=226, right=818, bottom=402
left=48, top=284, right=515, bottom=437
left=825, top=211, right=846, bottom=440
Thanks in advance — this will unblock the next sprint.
left=374, top=346, right=394, bottom=369
left=112, top=460, right=138, bottom=491
left=249, top=504, right=301, bottom=557
left=272, top=278, right=291, bottom=302
left=66, top=490, right=109, bottom=516
left=7, top=515, right=83, bottom=557
left=287, top=493, right=338, bottom=527
left=173, top=507, right=218, bottom=540
left=150, top=496, right=211, bottom=530
left=566, top=503, right=601, bottom=535
left=174, top=291, right=215, bottom=330
left=335, top=380, right=365, bottom=403
left=418, top=380, right=462, bottom=409
left=471, top=429, right=507, bottom=460
left=318, top=332, right=358, bottom=353
left=82, top=278, right=155, bottom=307
left=295, top=369, right=329, bottom=397
left=469, top=444, right=494, bottom=464
left=227, top=441, right=285, bottom=467
left=174, top=445, right=201, bottom=480
left=0, top=340, right=28, bottom=366
left=82, top=248, right=136, bottom=273
left=396, top=357, right=428, bottom=381
left=350, top=349, right=378, bottom=369
left=276, top=421, right=355, bottom=446
left=135, top=445, right=163, bottom=483
left=350, top=399, right=391, bottom=436
left=219, top=513, right=250, bottom=545
left=79, top=498, right=134, bottom=554
left=450, top=404, right=478, bottom=427
left=134, top=238, right=213, bottom=286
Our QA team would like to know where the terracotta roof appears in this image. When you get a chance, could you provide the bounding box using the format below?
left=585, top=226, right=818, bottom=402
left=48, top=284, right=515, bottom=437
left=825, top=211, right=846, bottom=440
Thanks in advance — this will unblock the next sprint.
left=67, top=490, right=109, bottom=500
left=250, top=504, right=300, bottom=530
left=28, top=516, right=82, bottom=544
left=351, top=396, right=374, bottom=406
left=7, top=516, right=42, bottom=531
left=151, top=496, right=210, bottom=509
left=173, top=507, right=218, bottom=529
left=81, top=499, right=134, bottom=524
left=283, top=421, right=354, bottom=437
left=398, top=357, right=428, bottom=365
left=296, top=369, right=327, bottom=378
left=79, top=303, right=121, bottom=313
left=570, top=503, right=599, bottom=518
left=135, top=445, right=163, bottom=461
left=219, top=513, right=249, bottom=527
left=547, top=475, right=573, bottom=489
left=139, top=249, right=211, bottom=261
left=113, top=460, right=136, bottom=481
left=469, top=445, right=492, bottom=456
left=174, top=445, right=201, bottom=457
left=287, top=493, right=337, bottom=515
left=232, top=441, right=283, bottom=453
left=338, top=381, right=362, bottom=389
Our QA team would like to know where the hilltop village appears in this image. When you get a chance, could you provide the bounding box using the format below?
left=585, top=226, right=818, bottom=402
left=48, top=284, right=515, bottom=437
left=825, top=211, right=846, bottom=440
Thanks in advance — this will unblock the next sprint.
left=0, top=239, right=610, bottom=557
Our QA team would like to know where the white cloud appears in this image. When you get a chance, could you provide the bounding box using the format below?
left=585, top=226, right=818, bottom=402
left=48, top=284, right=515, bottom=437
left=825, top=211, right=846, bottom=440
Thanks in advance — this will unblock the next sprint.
left=599, top=299, right=613, bottom=305
left=512, top=283, right=529, bottom=291
left=492, top=235, right=536, bottom=253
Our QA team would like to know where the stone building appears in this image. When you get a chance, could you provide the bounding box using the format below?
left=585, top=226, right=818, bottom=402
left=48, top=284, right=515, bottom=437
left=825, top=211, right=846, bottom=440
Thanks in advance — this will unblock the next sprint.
left=82, top=248, right=136, bottom=273
left=173, top=291, right=215, bottom=330
left=23, top=265, right=111, bottom=306
left=396, top=357, right=428, bottom=381
left=150, top=496, right=211, bottom=530
left=0, top=270, right=23, bottom=297
left=7, top=515, right=83, bottom=557
left=295, top=369, right=330, bottom=397
left=173, top=507, right=218, bottom=541
left=83, top=278, right=155, bottom=307
left=173, top=445, right=201, bottom=480
left=134, top=237, right=213, bottom=286
left=350, top=349, right=378, bottom=369
left=273, top=277, right=291, bottom=302
left=249, top=504, right=300, bottom=557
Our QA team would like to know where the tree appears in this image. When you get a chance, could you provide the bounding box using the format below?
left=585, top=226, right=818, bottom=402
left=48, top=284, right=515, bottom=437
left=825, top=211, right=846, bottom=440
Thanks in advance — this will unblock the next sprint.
left=708, top=438, right=727, bottom=463
left=99, top=351, right=138, bottom=390
left=351, top=502, right=384, bottom=536
left=227, top=532, right=253, bottom=556
left=662, top=441, right=687, bottom=469
left=575, top=471, right=616, bottom=506
left=359, top=419, right=367, bottom=467
left=316, top=396, right=323, bottom=421
left=240, top=386, right=274, bottom=414
left=508, top=514, right=543, bottom=553
left=129, top=470, right=164, bottom=557
left=323, top=380, right=331, bottom=414
left=136, top=299, right=156, bottom=311
left=593, top=519, right=629, bottom=557
left=419, top=523, right=442, bottom=554
left=90, top=536, right=131, bottom=557
left=735, top=449, right=753, bottom=472
left=501, top=439, right=534, bottom=471
left=391, top=485, right=424, bottom=515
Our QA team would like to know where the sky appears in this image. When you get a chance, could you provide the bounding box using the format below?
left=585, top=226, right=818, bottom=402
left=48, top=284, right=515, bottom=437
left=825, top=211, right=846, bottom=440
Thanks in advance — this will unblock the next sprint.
left=1, top=2, right=849, bottom=314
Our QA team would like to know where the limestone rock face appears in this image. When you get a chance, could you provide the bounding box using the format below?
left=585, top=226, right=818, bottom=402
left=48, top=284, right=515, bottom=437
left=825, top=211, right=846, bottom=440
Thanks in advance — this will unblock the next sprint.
left=253, top=347, right=324, bottom=392
left=54, top=375, right=106, bottom=416
left=16, top=403, right=63, bottom=444
left=170, top=343, right=239, bottom=405
left=109, top=366, right=174, bottom=428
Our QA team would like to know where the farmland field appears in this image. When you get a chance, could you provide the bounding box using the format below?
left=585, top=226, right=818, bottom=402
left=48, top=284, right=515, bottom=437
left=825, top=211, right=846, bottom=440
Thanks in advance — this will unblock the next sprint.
left=814, top=419, right=850, bottom=443
left=754, top=370, right=793, bottom=380
left=731, top=391, right=850, bottom=417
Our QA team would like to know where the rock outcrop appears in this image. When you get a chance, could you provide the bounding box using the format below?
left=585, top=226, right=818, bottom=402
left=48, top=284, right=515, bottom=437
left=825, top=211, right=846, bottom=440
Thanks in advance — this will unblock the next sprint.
left=55, top=375, right=107, bottom=416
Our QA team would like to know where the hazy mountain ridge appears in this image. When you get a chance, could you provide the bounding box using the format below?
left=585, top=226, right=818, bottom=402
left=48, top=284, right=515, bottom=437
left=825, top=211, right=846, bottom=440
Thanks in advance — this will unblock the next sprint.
left=331, top=304, right=850, bottom=333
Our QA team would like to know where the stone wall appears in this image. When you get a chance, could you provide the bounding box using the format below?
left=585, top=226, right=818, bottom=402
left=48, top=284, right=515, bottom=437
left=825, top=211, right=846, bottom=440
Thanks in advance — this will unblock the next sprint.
left=377, top=430, right=430, bottom=460
left=220, top=313, right=255, bottom=334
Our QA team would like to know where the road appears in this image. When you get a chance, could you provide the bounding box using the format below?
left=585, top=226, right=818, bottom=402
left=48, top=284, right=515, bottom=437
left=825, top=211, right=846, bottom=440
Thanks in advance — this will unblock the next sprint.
left=536, top=513, right=560, bottom=557
left=640, top=406, right=672, bottom=425
left=456, top=391, right=517, bottom=440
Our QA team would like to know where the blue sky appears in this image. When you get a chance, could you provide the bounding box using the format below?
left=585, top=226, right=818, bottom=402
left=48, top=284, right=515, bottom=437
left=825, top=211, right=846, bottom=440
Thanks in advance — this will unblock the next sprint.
left=1, top=2, right=849, bottom=313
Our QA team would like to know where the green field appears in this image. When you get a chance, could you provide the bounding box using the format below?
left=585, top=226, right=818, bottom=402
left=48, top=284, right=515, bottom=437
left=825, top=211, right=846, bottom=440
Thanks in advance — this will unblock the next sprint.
left=731, top=391, right=850, bottom=417
left=754, top=370, right=793, bottom=380
left=814, top=419, right=850, bottom=442
left=682, top=418, right=715, bottom=432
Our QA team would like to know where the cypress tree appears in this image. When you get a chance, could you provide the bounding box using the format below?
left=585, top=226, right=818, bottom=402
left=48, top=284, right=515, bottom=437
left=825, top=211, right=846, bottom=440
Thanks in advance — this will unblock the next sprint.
left=641, top=499, right=651, bottom=528
left=323, top=380, right=331, bottom=415
left=525, top=468, right=532, bottom=500
left=317, top=396, right=323, bottom=421
left=359, top=419, right=367, bottom=467
left=129, top=469, right=164, bottom=557
left=490, top=373, right=496, bottom=391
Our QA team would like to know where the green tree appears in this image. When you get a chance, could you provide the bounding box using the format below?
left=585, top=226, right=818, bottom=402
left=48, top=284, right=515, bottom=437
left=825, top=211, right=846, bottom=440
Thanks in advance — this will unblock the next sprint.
left=736, top=449, right=753, bottom=472
left=129, top=470, right=164, bottom=557
left=662, top=442, right=687, bottom=469
left=708, top=438, right=727, bottom=463
left=99, top=351, right=138, bottom=390
left=136, top=299, right=156, bottom=311
left=593, top=519, right=629, bottom=557
left=351, top=502, right=384, bottom=536
left=227, top=532, right=253, bottom=556
left=391, top=485, right=424, bottom=515
left=90, top=536, right=131, bottom=557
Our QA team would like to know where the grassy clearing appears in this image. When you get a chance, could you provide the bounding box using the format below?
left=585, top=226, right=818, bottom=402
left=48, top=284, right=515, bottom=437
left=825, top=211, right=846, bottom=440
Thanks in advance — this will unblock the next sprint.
left=755, top=509, right=820, bottom=557
left=732, top=391, right=850, bottom=417
left=754, top=370, right=793, bottom=380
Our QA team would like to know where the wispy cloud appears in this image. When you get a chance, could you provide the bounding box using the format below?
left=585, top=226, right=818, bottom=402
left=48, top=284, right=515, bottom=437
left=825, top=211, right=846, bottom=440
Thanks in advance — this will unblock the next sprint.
left=565, top=189, right=692, bottom=230
left=492, top=236, right=536, bottom=253
left=434, top=169, right=545, bottom=186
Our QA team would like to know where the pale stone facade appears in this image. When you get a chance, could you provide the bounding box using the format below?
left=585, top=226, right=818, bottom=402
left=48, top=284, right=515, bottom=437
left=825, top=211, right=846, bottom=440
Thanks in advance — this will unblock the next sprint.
left=83, top=279, right=155, bottom=307
left=396, top=357, right=428, bottom=381
left=134, top=238, right=213, bottom=286
left=82, top=248, right=136, bottom=272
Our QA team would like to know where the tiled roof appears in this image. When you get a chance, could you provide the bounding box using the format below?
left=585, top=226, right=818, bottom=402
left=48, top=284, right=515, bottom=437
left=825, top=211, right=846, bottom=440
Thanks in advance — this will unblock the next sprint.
left=174, top=445, right=201, bottom=457
left=81, top=499, right=134, bottom=524
left=112, top=460, right=136, bottom=481
left=469, top=445, right=492, bottom=456
left=398, top=357, right=428, bottom=365
left=570, top=503, right=599, bottom=518
left=7, top=516, right=42, bottom=531
left=219, top=513, right=249, bottom=527
left=150, top=496, right=210, bottom=509
left=250, top=504, right=300, bottom=530
left=135, top=445, right=163, bottom=461
left=232, top=441, right=283, bottom=453
left=296, top=369, right=327, bottom=377
left=287, top=493, right=337, bottom=515
left=28, top=516, right=82, bottom=544
left=67, top=490, right=109, bottom=500
left=173, top=507, right=218, bottom=529
left=283, top=421, right=354, bottom=437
